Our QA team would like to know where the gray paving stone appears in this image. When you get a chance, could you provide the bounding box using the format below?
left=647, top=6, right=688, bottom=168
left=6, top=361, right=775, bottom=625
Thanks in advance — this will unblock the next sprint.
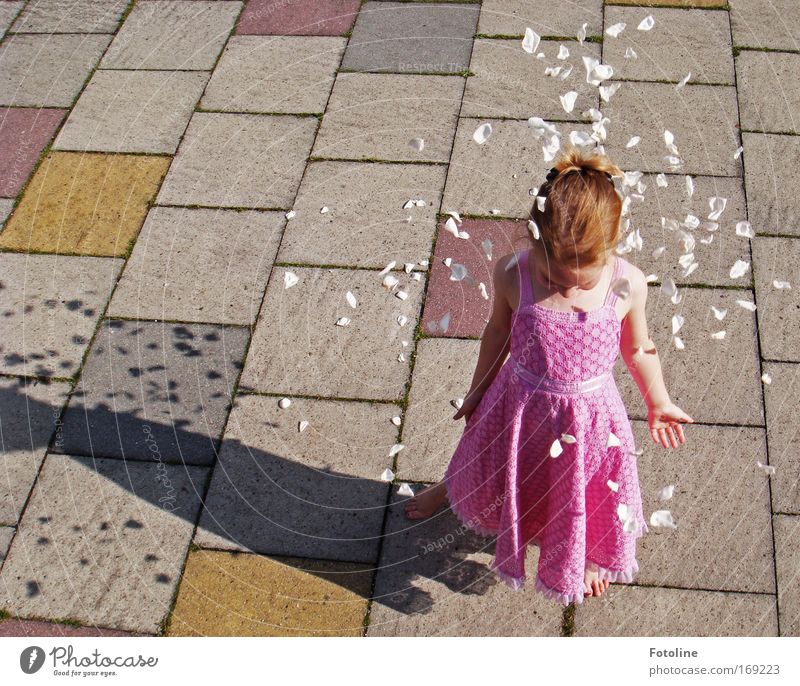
left=462, top=38, right=600, bottom=119
left=367, top=487, right=564, bottom=636
left=623, top=175, right=748, bottom=287
left=729, top=0, right=800, bottom=51
left=194, top=394, right=395, bottom=562
left=631, top=420, right=774, bottom=594
left=602, top=6, right=734, bottom=85
left=10, top=0, right=128, bottom=33
left=616, top=284, right=763, bottom=426
left=0, top=526, right=13, bottom=563
left=751, top=237, right=800, bottom=362
left=55, top=320, right=250, bottom=466
left=397, top=338, right=480, bottom=482
left=0, top=33, right=110, bottom=107
left=442, top=117, right=594, bottom=218
left=0, top=454, right=206, bottom=634
left=277, top=161, right=447, bottom=268
left=108, top=207, right=284, bottom=325
left=477, top=0, right=602, bottom=38
left=0, top=199, right=13, bottom=225
left=0, top=377, right=70, bottom=526
left=761, top=362, right=800, bottom=514
left=100, top=0, right=241, bottom=70
left=737, top=52, right=800, bottom=134
left=575, top=584, right=778, bottom=636
left=200, top=36, right=346, bottom=114
left=53, top=70, right=209, bottom=154
left=311, top=72, right=463, bottom=163
left=341, top=1, right=479, bottom=74
left=0, top=253, right=123, bottom=378
left=602, top=82, right=742, bottom=177
left=743, top=133, right=800, bottom=237
left=774, top=514, right=800, bottom=636
left=239, top=265, right=425, bottom=399
left=156, top=112, right=318, bottom=209
left=0, top=2, right=22, bottom=39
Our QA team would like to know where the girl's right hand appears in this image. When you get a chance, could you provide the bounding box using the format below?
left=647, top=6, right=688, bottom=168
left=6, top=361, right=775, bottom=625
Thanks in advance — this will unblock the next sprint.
left=647, top=401, right=694, bottom=449
left=453, top=389, right=485, bottom=424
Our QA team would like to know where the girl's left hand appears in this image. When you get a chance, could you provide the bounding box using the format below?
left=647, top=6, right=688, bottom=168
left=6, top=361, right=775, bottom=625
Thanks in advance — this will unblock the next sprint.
left=647, top=402, right=694, bottom=449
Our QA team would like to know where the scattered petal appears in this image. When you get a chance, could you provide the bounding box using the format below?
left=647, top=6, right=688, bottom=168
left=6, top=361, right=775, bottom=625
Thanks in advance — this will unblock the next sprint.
left=735, top=220, right=754, bottom=238
left=482, top=238, right=493, bottom=260
left=569, top=130, right=594, bottom=146
left=707, top=196, right=727, bottom=221
left=409, top=137, right=425, bottom=152
left=607, top=480, right=619, bottom=492
left=284, top=271, right=299, bottom=289
left=345, top=291, right=358, bottom=308
left=395, top=290, right=409, bottom=301
left=473, top=122, right=492, bottom=145
left=528, top=219, right=540, bottom=240
left=298, top=420, right=309, bottom=432
left=729, top=259, right=750, bottom=279
left=561, top=433, right=577, bottom=444
left=285, top=210, right=296, bottom=220
left=625, top=46, right=637, bottom=59
left=335, top=316, right=350, bottom=326
left=389, top=443, right=404, bottom=457
left=278, top=397, right=291, bottom=409
left=382, top=274, right=399, bottom=291
left=761, top=373, right=772, bottom=385
left=637, top=14, right=655, bottom=31
left=479, top=282, right=489, bottom=299
left=397, top=314, right=409, bottom=326
left=550, top=438, right=564, bottom=458
left=522, top=27, right=541, bottom=54
left=380, top=468, right=395, bottom=482
left=607, top=431, right=622, bottom=448
left=734, top=145, right=743, bottom=160
left=397, top=482, right=414, bottom=497
left=672, top=314, right=684, bottom=335
left=577, top=22, right=588, bottom=44
left=673, top=336, right=684, bottom=350
left=320, top=206, right=329, bottom=214
left=685, top=175, right=694, bottom=199
left=536, top=195, right=546, bottom=212
left=557, top=44, right=570, bottom=60
left=560, top=90, right=579, bottom=113
left=736, top=299, right=756, bottom=311
left=626, top=136, right=641, bottom=148
left=444, top=216, right=461, bottom=238
left=757, top=461, right=776, bottom=476
left=711, top=306, right=727, bottom=320
left=675, top=72, right=691, bottom=90
left=605, top=22, right=626, bottom=38
left=710, top=330, right=726, bottom=340
left=649, top=510, right=677, bottom=529
left=656, top=173, right=668, bottom=188
left=599, top=82, right=621, bottom=102
left=559, top=63, right=573, bottom=80
left=773, top=280, right=792, bottom=289
left=449, top=263, right=468, bottom=281
left=391, top=415, right=402, bottom=426
left=657, top=485, right=675, bottom=501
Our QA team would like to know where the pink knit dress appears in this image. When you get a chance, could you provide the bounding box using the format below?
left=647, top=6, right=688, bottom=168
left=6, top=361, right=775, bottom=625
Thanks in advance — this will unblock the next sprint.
left=443, top=247, right=648, bottom=606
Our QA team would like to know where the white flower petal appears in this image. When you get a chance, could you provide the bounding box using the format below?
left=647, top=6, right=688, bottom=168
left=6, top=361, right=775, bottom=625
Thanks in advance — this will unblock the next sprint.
left=607, top=431, right=622, bottom=448
left=528, top=219, right=540, bottom=240
left=409, top=137, right=425, bottom=152
left=773, top=280, right=792, bottom=289
left=734, top=145, right=743, bottom=160
left=380, top=468, right=395, bottom=482
left=605, top=22, right=626, bottom=38
left=561, top=433, right=577, bottom=444
left=397, top=482, right=414, bottom=497
left=285, top=210, right=296, bottom=220
left=736, top=299, right=756, bottom=311
left=577, top=22, right=588, bottom=44
left=657, top=485, right=675, bottom=501
left=710, top=330, right=726, bottom=340
left=707, top=196, right=727, bottom=221
left=279, top=397, right=291, bottom=409
left=557, top=44, right=570, bottom=60
left=389, top=444, right=404, bottom=457
left=335, top=316, right=351, bottom=326
left=298, top=420, right=309, bottom=432
left=607, top=480, right=619, bottom=492
left=536, top=195, right=546, bottom=212
left=735, top=220, right=754, bottom=238
left=649, top=510, right=677, bottom=529
left=550, top=438, right=563, bottom=458
left=599, top=82, right=621, bottom=102
left=757, top=461, right=776, bottom=476
left=391, top=415, right=402, bottom=426
left=673, top=336, right=685, bottom=350
left=711, top=306, right=727, bottom=320
left=522, top=27, right=541, bottom=54
left=637, top=15, right=655, bottom=31
left=560, top=90, right=579, bottom=113
left=675, top=72, right=691, bottom=90
left=729, top=259, right=750, bottom=279
left=626, top=136, right=641, bottom=148
left=672, top=314, right=684, bottom=335
left=625, top=46, right=637, bottom=59
left=656, top=173, right=668, bottom=188
left=479, top=282, right=489, bottom=299
left=685, top=175, right=694, bottom=199
left=473, top=122, right=492, bottom=145
left=761, top=373, right=772, bottom=385
left=284, top=271, right=299, bottom=289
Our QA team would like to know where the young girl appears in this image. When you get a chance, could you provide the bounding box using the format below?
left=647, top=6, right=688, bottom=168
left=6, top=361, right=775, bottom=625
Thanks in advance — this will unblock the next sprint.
left=405, top=146, right=694, bottom=605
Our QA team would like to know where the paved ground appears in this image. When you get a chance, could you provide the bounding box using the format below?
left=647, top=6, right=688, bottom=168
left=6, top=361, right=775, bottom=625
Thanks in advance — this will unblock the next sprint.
left=0, top=0, right=798, bottom=637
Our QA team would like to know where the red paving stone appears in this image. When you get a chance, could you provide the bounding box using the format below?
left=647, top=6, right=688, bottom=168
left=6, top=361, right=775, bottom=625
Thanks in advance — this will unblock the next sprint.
left=422, top=218, right=529, bottom=339
left=0, top=107, right=66, bottom=198
left=0, top=618, right=141, bottom=637
left=236, top=0, right=360, bottom=36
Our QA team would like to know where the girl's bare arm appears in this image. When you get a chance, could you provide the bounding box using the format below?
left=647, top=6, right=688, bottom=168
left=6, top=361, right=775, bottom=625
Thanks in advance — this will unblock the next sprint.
left=466, top=254, right=516, bottom=396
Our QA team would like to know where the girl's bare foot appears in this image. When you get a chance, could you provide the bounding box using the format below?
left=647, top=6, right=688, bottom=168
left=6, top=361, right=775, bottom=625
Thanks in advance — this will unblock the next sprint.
left=584, top=564, right=611, bottom=598
left=404, top=481, right=448, bottom=519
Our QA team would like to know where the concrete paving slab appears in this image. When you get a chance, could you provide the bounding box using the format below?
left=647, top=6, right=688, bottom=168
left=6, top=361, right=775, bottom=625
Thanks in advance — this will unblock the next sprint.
left=108, top=207, right=284, bottom=325
left=10, top=0, right=128, bottom=33
left=276, top=160, right=447, bottom=268
left=100, top=0, right=241, bottom=70
left=0, top=377, right=70, bottom=526
left=0, top=253, right=122, bottom=378
left=602, top=6, right=734, bottom=85
left=575, top=584, right=778, bottom=636
left=761, top=362, right=800, bottom=514
left=462, top=38, right=600, bottom=119
left=167, top=550, right=372, bottom=636
left=631, top=420, right=775, bottom=594
left=0, top=33, right=110, bottom=107
left=341, top=2, right=479, bottom=74
left=235, top=0, right=360, bottom=37
left=602, top=82, right=742, bottom=177
left=729, top=0, right=800, bottom=51
left=615, top=284, right=763, bottom=426
left=477, top=0, right=602, bottom=38
left=737, top=51, right=800, bottom=134
left=0, top=2, right=22, bottom=39
left=239, top=264, right=425, bottom=399
left=743, top=133, right=800, bottom=237
left=442, top=118, right=593, bottom=218
left=194, top=394, right=394, bottom=562
left=200, top=36, right=346, bottom=114
left=611, top=0, right=726, bottom=5
left=623, top=174, right=748, bottom=287
left=0, top=619, right=138, bottom=637
left=751, top=236, right=800, bottom=362
left=156, top=112, right=317, bottom=209
left=0, top=152, right=170, bottom=256
left=53, top=70, right=209, bottom=154
left=55, top=320, right=249, bottom=466
left=0, top=526, right=13, bottom=562
left=0, top=107, right=66, bottom=198
left=0, top=199, right=13, bottom=227
left=366, top=486, right=564, bottom=635
left=397, top=338, right=481, bottom=482
left=421, top=219, right=527, bottom=339
left=0, top=454, right=206, bottom=634
left=774, top=514, right=800, bottom=636
left=311, top=72, right=463, bottom=163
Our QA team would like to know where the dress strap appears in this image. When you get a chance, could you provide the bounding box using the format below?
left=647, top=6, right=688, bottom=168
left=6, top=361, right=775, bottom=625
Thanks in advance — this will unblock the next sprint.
left=517, top=249, right=533, bottom=307
left=603, top=255, right=622, bottom=307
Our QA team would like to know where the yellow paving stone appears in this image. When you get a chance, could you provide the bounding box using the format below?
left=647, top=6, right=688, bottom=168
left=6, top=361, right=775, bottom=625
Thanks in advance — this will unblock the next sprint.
left=0, top=151, right=169, bottom=257
left=167, top=550, right=373, bottom=637
left=606, top=0, right=726, bottom=7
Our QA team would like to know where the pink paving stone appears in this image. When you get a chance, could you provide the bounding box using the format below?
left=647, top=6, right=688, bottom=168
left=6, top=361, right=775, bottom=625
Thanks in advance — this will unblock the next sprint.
left=423, top=218, right=528, bottom=339
left=0, top=619, right=141, bottom=637
left=236, top=0, right=360, bottom=36
left=0, top=107, right=65, bottom=198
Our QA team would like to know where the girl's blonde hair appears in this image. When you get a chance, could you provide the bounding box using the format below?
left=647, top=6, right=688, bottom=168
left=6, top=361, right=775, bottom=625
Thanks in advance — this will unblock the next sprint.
left=528, top=146, right=624, bottom=270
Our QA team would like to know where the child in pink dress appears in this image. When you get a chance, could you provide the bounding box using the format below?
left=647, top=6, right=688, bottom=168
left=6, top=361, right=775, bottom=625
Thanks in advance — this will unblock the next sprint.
left=405, top=146, right=694, bottom=605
